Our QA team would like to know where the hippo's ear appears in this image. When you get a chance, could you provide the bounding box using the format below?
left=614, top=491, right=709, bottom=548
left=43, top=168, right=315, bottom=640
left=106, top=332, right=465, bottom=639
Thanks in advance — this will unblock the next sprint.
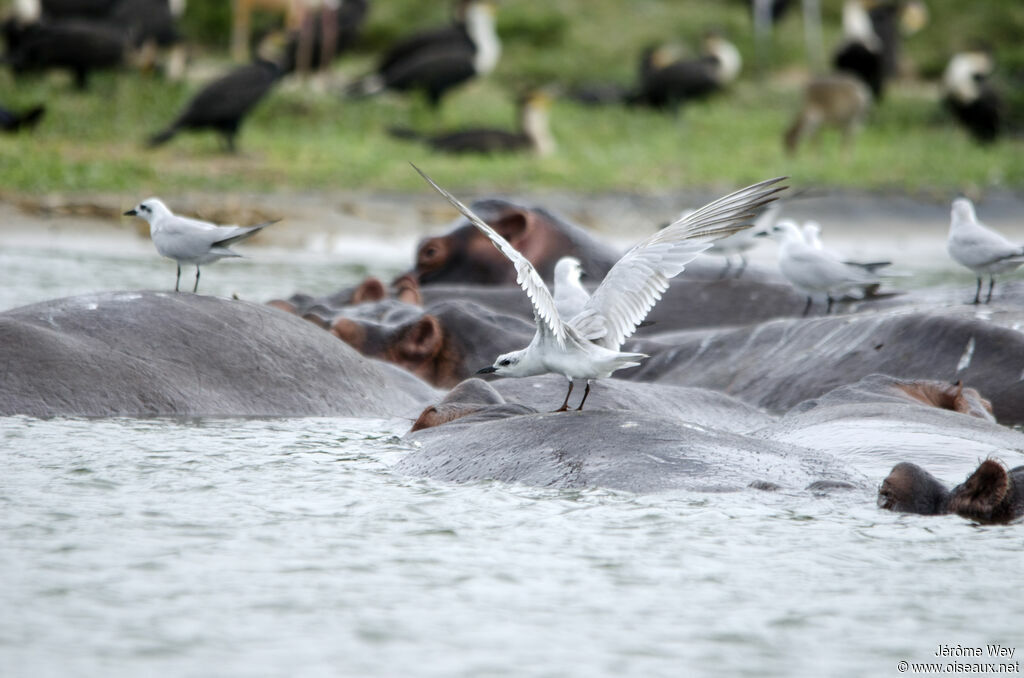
left=352, top=277, right=386, bottom=304
left=397, top=315, right=443, bottom=363
left=948, top=459, right=1009, bottom=521
left=490, top=209, right=531, bottom=247
left=331, top=317, right=366, bottom=352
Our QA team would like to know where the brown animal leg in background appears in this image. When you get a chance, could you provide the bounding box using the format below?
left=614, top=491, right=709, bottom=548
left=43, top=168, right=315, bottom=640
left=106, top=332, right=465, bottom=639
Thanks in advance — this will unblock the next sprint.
left=575, top=381, right=592, bottom=411
left=554, top=380, right=573, bottom=412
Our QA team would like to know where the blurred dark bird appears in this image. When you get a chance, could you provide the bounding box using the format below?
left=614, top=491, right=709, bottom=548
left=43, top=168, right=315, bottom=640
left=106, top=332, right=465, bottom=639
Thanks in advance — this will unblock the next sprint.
left=832, top=0, right=885, bottom=99
left=388, top=90, right=555, bottom=155
left=1, top=17, right=127, bottom=89
left=942, top=51, right=1001, bottom=144
left=784, top=73, right=872, bottom=154
left=628, top=33, right=742, bottom=110
left=37, top=0, right=117, bottom=21
left=281, top=0, right=368, bottom=75
left=148, top=58, right=283, bottom=152
left=832, top=0, right=927, bottom=100
left=0, top=102, right=46, bottom=132
left=345, top=0, right=500, bottom=108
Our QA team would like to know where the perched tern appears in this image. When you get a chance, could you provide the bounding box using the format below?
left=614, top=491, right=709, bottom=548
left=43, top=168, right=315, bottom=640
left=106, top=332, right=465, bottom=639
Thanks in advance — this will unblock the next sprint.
left=770, top=219, right=880, bottom=315
left=552, top=256, right=590, bottom=320
left=124, top=198, right=279, bottom=293
left=947, top=197, right=1024, bottom=304
left=414, top=164, right=786, bottom=411
left=707, top=202, right=781, bottom=278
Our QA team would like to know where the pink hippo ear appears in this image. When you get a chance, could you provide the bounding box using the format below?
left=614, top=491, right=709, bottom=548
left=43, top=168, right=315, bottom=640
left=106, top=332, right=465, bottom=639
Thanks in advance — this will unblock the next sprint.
left=331, top=317, right=366, bottom=352
left=351, top=277, right=386, bottom=304
left=396, top=315, right=443, bottom=365
left=490, top=209, right=532, bottom=249
left=948, top=459, right=1010, bottom=520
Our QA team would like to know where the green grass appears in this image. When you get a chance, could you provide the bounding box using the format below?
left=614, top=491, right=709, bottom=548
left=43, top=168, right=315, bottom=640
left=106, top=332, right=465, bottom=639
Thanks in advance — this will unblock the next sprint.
left=1, top=0, right=1022, bottom=197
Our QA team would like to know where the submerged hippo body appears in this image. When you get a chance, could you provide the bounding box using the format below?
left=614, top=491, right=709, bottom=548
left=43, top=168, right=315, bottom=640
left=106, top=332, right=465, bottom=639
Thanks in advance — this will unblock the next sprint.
left=0, top=291, right=439, bottom=417
left=411, top=376, right=774, bottom=432
left=627, top=308, right=1024, bottom=425
left=400, top=408, right=860, bottom=493
left=760, top=375, right=1024, bottom=481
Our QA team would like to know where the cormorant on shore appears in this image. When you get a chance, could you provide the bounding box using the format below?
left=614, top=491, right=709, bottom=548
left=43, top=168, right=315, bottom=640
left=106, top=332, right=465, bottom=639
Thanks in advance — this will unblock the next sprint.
left=1, top=17, right=127, bottom=89
left=345, top=0, right=500, bottom=108
left=148, top=58, right=284, bottom=152
left=942, top=51, right=1001, bottom=144
left=388, top=90, right=556, bottom=155
left=628, top=33, right=742, bottom=111
left=0, top=102, right=45, bottom=132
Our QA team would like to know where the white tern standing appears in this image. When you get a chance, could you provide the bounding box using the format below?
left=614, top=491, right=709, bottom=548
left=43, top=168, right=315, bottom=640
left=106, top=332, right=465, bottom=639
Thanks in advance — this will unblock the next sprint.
left=413, top=164, right=786, bottom=411
left=124, top=198, right=279, bottom=293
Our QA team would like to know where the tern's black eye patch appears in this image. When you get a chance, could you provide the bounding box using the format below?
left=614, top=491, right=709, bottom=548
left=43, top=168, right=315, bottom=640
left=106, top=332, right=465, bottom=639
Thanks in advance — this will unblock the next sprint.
left=499, top=359, right=511, bottom=367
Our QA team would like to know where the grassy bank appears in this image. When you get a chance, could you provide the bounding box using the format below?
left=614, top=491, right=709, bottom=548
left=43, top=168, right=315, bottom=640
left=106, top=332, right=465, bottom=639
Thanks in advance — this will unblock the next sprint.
left=0, top=0, right=1022, bottom=197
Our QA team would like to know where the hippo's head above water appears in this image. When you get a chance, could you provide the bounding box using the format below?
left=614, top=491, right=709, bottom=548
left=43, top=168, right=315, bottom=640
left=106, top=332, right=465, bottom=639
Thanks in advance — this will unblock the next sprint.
left=406, top=199, right=619, bottom=286
left=878, top=459, right=1024, bottom=524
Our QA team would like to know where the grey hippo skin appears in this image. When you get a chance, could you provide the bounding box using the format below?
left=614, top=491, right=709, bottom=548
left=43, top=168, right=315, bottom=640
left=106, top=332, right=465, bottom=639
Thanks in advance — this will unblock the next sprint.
left=401, top=408, right=859, bottom=493
left=399, top=376, right=860, bottom=493
left=879, top=460, right=1024, bottom=524
left=0, top=291, right=439, bottom=417
left=758, top=374, right=1024, bottom=481
left=400, top=374, right=1024, bottom=523
left=626, top=306, right=1024, bottom=425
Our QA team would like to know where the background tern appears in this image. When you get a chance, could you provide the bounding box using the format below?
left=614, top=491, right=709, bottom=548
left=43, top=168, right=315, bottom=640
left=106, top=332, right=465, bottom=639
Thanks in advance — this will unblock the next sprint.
left=947, top=197, right=1024, bottom=304
left=124, top=198, right=279, bottom=293
left=414, top=164, right=786, bottom=411
left=769, top=219, right=880, bottom=315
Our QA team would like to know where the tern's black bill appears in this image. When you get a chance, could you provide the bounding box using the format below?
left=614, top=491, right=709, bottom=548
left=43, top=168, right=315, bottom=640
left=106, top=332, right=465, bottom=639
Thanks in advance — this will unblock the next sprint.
left=476, top=366, right=497, bottom=374
left=123, top=209, right=137, bottom=216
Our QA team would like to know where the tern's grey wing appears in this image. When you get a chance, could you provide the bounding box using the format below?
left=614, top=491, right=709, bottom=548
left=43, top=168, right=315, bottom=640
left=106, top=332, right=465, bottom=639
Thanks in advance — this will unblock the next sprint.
left=413, top=164, right=567, bottom=347
left=957, top=221, right=1024, bottom=267
left=782, top=247, right=878, bottom=291
left=212, top=219, right=279, bottom=247
left=574, top=177, right=787, bottom=349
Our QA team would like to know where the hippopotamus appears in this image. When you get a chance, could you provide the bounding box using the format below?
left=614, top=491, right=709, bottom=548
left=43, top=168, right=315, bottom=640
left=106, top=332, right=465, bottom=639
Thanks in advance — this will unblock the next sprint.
left=878, top=460, right=1024, bottom=524
left=399, top=373, right=1024, bottom=523
left=400, top=406, right=860, bottom=493
left=330, top=300, right=535, bottom=388
left=759, top=374, right=1024, bottom=480
left=410, top=375, right=774, bottom=433
left=403, top=198, right=621, bottom=285
left=0, top=291, right=439, bottom=417
left=399, top=375, right=857, bottom=492
left=626, top=306, right=1024, bottom=425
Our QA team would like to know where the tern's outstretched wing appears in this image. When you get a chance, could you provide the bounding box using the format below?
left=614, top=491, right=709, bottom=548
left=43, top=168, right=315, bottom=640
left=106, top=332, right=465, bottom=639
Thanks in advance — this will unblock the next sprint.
left=573, top=177, right=787, bottom=349
left=413, top=164, right=568, bottom=347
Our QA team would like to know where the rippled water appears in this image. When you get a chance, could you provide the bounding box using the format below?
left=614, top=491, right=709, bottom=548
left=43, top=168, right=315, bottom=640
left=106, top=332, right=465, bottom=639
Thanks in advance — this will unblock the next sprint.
left=2, top=229, right=1023, bottom=677
left=4, top=416, right=1022, bottom=678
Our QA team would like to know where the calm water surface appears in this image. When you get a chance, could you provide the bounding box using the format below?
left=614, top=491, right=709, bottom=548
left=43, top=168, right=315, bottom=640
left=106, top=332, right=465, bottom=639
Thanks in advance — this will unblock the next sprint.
left=2, top=227, right=1022, bottom=677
